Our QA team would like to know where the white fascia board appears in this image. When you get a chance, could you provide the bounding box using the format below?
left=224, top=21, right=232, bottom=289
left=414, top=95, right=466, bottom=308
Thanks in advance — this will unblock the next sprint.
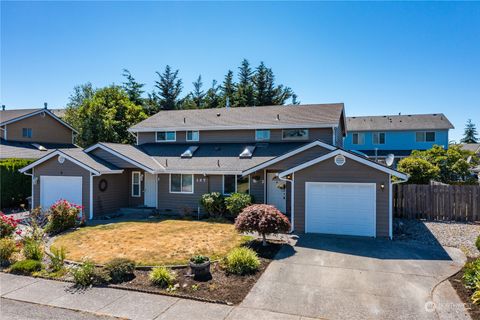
left=242, top=140, right=336, bottom=176
left=19, top=150, right=101, bottom=175
left=84, top=143, right=161, bottom=174
left=128, top=123, right=339, bottom=133
left=279, top=149, right=409, bottom=180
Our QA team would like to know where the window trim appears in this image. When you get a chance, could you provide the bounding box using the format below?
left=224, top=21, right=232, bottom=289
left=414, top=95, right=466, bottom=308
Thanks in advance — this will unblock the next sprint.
left=131, top=171, right=141, bottom=197
left=22, top=128, right=32, bottom=138
left=169, top=173, right=194, bottom=194
left=186, top=130, right=200, bottom=142
left=222, top=175, right=250, bottom=195
left=415, top=131, right=436, bottom=143
left=282, top=129, right=309, bottom=140
left=352, top=132, right=365, bottom=145
left=155, top=131, right=176, bottom=142
left=372, top=132, right=386, bottom=145
left=255, top=129, right=271, bottom=141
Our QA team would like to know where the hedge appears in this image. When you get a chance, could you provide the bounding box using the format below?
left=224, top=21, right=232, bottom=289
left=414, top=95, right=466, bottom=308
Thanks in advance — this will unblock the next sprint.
left=0, top=158, right=33, bottom=209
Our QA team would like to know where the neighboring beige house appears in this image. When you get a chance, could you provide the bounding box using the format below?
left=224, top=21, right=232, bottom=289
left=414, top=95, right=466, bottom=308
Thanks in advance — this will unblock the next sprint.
left=0, top=106, right=78, bottom=159
left=20, top=103, right=408, bottom=238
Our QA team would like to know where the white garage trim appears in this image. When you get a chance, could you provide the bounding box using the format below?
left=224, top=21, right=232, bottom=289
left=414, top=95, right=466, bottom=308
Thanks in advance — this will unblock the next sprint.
left=279, top=149, right=408, bottom=180
left=305, top=182, right=376, bottom=237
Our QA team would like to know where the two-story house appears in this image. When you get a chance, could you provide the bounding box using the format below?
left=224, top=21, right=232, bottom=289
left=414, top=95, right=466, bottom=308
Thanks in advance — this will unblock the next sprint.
left=344, top=113, right=454, bottom=165
left=20, top=103, right=407, bottom=238
left=0, top=105, right=78, bottom=159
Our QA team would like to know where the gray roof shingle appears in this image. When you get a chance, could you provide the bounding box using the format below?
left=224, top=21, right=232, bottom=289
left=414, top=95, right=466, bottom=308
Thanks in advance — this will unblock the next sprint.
left=57, top=148, right=121, bottom=174
left=130, top=103, right=345, bottom=132
left=346, top=113, right=454, bottom=131
left=94, top=142, right=164, bottom=172
left=139, top=142, right=310, bottom=173
left=0, top=139, right=77, bottom=159
left=460, top=143, right=480, bottom=154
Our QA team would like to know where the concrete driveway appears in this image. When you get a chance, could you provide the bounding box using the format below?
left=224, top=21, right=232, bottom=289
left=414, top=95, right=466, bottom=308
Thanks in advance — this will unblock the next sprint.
left=241, top=235, right=468, bottom=320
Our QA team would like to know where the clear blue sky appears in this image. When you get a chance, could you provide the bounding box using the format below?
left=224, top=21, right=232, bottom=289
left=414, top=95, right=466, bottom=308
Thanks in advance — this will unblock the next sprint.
left=1, top=1, right=479, bottom=142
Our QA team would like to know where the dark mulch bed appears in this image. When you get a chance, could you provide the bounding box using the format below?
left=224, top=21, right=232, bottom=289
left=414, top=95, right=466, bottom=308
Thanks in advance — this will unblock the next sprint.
left=112, top=240, right=283, bottom=305
left=449, top=258, right=480, bottom=319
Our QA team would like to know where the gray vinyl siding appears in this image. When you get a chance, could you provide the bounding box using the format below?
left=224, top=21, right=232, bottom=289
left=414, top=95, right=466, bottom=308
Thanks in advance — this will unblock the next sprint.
left=208, top=175, right=223, bottom=193
left=92, top=173, right=129, bottom=217
left=249, top=171, right=265, bottom=204
left=91, top=148, right=137, bottom=168
left=293, top=157, right=390, bottom=237
left=33, top=157, right=91, bottom=215
left=157, top=174, right=208, bottom=213
left=137, top=128, right=334, bottom=145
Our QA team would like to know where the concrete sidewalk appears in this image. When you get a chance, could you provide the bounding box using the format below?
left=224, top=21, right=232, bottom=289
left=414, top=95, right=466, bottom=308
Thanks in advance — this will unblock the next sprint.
left=0, top=273, right=315, bottom=320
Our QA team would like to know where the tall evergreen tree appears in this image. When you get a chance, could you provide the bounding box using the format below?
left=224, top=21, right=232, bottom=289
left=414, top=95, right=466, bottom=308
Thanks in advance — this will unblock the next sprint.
left=253, top=62, right=269, bottom=106
left=461, top=119, right=479, bottom=143
left=154, top=65, right=183, bottom=110
left=235, top=59, right=255, bottom=107
left=204, top=80, right=221, bottom=109
left=291, top=93, right=300, bottom=105
left=122, top=69, right=145, bottom=107
left=191, top=75, right=205, bottom=108
left=220, top=70, right=236, bottom=108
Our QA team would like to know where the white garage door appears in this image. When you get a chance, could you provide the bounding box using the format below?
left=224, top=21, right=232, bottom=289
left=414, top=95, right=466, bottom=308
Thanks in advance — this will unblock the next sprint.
left=305, top=182, right=376, bottom=237
left=40, top=176, right=83, bottom=209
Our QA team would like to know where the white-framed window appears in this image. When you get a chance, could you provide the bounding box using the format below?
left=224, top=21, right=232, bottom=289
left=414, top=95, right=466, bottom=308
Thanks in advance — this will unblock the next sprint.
left=22, top=128, right=32, bottom=138
left=255, top=129, right=270, bottom=141
left=156, top=131, right=176, bottom=142
left=170, top=174, right=194, bottom=193
left=373, top=132, right=386, bottom=145
left=416, top=131, right=436, bottom=142
left=186, top=131, right=199, bottom=142
left=132, top=171, right=141, bottom=197
left=222, top=175, right=250, bottom=195
left=352, top=132, right=365, bottom=145
left=282, top=129, right=309, bottom=140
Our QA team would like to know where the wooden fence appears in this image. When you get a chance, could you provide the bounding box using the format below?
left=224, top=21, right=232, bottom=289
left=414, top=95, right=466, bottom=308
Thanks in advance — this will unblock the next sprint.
left=393, top=184, right=480, bottom=222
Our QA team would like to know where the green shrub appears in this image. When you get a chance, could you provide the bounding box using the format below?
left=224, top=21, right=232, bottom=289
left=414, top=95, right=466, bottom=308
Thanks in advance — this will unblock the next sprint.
left=45, top=200, right=82, bottom=235
left=463, top=258, right=480, bottom=289
left=10, top=259, right=42, bottom=274
left=0, top=159, right=33, bottom=208
left=0, top=238, right=17, bottom=265
left=190, top=255, right=209, bottom=264
left=49, top=246, right=66, bottom=272
left=149, top=266, right=176, bottom=287
left=105, top=258, right=136, bottom=283
left=71, top=259, right=110, bottom=287
left=476, top=235, right=480, bottom=252
left=223, top=247, right=260, bottom=275
left=199, top=192, right=225, bottom=217
left=23, top=238, right=43, bottom=261
left=225, top=193, right=252, bottom=217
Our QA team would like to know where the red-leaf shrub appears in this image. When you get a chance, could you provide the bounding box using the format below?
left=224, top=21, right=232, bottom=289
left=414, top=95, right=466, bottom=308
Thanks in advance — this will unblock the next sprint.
left=235, top=204, right=291, bottom=246
left=0, top=212, right=21, bottom=238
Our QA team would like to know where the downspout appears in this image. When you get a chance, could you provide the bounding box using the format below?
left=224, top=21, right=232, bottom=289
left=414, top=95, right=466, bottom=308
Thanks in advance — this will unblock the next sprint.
left=90, top=173, right=100, bottom=220
left=279, top=173, right=294, bottom=233
left=1, top=125, right=7, bottom=140
left=22, top=169, right=34, bottom=210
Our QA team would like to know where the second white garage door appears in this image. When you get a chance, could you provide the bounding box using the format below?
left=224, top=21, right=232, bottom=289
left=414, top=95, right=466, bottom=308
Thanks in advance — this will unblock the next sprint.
left=40, top=176, right=83, bottom=209
left=305, top=182, right=376, bottom=237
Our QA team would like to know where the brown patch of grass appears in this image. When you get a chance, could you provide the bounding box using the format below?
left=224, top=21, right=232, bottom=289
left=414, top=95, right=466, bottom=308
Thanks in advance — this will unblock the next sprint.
left=53, top=220, right=249, bottom=266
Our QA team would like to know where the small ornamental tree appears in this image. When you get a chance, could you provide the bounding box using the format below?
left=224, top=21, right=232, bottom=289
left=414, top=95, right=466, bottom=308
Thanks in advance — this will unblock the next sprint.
left=235, top=204, right=291, bottom=246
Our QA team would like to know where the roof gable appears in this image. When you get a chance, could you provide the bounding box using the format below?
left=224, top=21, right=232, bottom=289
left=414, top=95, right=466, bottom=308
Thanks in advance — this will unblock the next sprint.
left=0, top=108, right=78, bottom=133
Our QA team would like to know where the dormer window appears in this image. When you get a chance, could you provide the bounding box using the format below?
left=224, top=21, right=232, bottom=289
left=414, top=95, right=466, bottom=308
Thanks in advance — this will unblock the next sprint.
left=22, top=128, right=32, bottom=138
left=186, top=131, right=199, bottom=142
left=156, top=131, right=176, bottom=142
left=255, top=129, right=270, bottom=141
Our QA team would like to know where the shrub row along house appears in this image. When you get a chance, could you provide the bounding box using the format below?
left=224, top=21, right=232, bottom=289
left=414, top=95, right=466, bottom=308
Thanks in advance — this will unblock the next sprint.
left=19, top=103, right=408, bottom=238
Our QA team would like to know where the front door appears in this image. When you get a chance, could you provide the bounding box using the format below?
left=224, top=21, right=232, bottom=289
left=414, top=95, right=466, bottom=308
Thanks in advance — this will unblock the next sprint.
left=144, top=173, right=157, bottom=208
left=267, top=172, right=286, bottom=213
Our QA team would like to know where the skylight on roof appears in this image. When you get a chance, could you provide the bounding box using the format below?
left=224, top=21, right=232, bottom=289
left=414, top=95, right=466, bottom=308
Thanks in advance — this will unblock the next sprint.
left=181, top=146, right=199, bottom=158
left=239, top=146, right=256, bottom=159
left=31, top=143, right=47, bottom=151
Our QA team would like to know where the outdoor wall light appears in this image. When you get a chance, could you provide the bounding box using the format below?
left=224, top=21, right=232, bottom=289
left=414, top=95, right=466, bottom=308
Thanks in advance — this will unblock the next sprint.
left=380, top=183, right=385, bottom=191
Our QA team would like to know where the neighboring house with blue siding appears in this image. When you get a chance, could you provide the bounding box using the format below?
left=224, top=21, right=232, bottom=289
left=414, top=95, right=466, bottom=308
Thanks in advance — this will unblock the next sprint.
left=344, top=113, right=454, bottom=164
